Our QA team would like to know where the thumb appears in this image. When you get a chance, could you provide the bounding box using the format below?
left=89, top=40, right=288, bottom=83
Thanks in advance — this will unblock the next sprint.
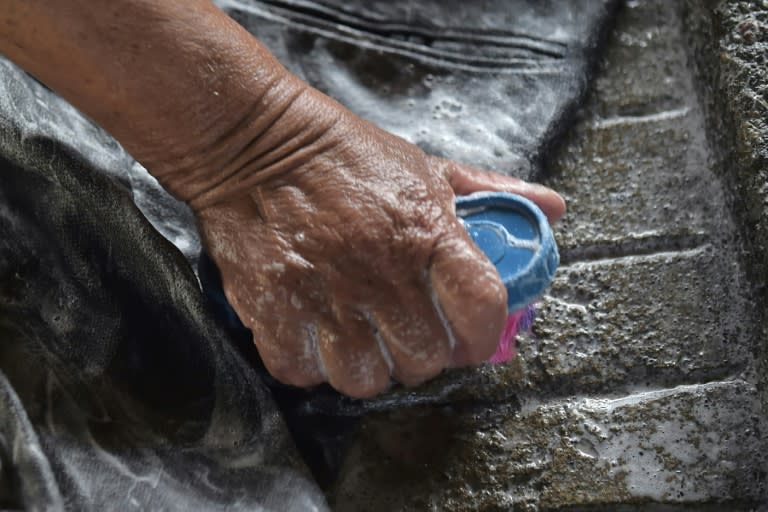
left=434, top=156, right=566, bottom=223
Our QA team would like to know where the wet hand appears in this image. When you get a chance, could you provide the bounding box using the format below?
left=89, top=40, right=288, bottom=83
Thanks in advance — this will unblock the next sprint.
left=189, top=79, right=564, bottom=398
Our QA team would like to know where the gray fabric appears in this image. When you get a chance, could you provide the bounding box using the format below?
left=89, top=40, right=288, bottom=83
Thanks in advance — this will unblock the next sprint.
left=0, top=62, right=326, bottom=511
left=220, top=0, right=617, bottom=177
left=0, top=1, right=619, bottom=509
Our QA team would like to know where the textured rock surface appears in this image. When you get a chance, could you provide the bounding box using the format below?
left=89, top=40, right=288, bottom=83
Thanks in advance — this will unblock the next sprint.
left=681, top=0, right=768, bottom=418
left=330, top=1, right=768, bottom=509
left=682, top=1, right=768, bottom=272
left=334, top=381, right=764, bottom=511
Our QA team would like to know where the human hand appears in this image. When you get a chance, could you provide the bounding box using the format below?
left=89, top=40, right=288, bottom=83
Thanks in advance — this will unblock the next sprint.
left=185, top=79, right=564, bottom=398
left=0, top=0, right=564, bottom=398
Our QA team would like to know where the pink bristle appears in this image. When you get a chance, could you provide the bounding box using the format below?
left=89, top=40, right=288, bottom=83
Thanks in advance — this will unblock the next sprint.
left=519, top=303, right=536, bottom=331
left=488, top=304, right=536, bottom=364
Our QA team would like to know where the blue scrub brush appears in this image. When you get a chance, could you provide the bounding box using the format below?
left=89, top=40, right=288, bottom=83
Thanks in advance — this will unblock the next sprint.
left=456, top=192, right=559, bottom=363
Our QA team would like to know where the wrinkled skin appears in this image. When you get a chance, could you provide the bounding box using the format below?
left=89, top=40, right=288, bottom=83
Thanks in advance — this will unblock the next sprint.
left=191, top=80, right=565, bottom=397
left=0, top=0, right=565, bottom=398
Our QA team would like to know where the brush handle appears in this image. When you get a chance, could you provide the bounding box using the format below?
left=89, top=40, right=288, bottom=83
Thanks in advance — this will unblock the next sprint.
left=456, top=192, right=559, bottom=312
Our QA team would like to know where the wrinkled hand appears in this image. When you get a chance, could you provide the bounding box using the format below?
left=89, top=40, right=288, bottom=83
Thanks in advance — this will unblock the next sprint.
left=0, top=0, right=563, bottom=398
left=187, top=80, right=565, bottom=398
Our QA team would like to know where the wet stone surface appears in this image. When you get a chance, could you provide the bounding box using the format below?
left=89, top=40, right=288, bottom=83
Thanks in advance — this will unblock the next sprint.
left=330, top=1, right=768, bottom=509
left=681, top=0, right=768, bottom=420
left=333, top=380, right=764, bottom=511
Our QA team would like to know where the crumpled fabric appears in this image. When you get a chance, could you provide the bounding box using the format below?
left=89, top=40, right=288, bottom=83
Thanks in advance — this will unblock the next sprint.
left=0, top=1, right=618, bottom=509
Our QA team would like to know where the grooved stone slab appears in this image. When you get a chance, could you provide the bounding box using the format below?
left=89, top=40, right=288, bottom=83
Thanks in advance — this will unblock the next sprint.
left=544, top=0, right=728, bottom=257
left=327, top=1, right=768, bottom=509
left=332, top=380, right=765, bottom=511
left=324, top=0, right=757, bottom=412
left=681, top=0, right=768, bottom=418
left=340, top=244, right=755, bottom=409
left=547, top=110, right=725, bottom=257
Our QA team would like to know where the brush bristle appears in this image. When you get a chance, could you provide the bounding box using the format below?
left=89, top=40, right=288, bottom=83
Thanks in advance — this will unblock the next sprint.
left=488, top=304, right=536, bottom=364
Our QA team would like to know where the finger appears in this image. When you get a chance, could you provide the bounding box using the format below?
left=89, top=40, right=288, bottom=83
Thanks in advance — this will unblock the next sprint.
left=249, top=317, right=327, bottom=387
left=227, top=280, right=326, bottom=387
left=369, top=281, right=453, bottom=386
left=434, top=156, right=566, bottom=223
left=315, top=311, right=391, bottom=398
left=429, top=229, right=508, bottom=366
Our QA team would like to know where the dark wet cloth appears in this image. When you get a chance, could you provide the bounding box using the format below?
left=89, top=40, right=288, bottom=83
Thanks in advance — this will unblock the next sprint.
left=0, top=1, right=618, bottom=509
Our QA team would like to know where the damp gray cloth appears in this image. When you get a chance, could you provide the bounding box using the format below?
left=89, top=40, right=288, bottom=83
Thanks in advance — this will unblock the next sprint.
left=0, top=61, right=327, bottom=511
left=0, top=1, right=618, bottom=509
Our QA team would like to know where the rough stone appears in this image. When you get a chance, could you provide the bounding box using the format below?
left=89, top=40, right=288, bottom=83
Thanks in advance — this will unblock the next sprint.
left=547, top=111, right=724, bottom=259
left=321, top=244, right=756, bottom=410
left=332, top=380, right=764, bottom=511
left=329, top=1, right=768, bottom=509
left=546, top=0, right=729, bottom=259
left=681, top=0, right=768, bottom=417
